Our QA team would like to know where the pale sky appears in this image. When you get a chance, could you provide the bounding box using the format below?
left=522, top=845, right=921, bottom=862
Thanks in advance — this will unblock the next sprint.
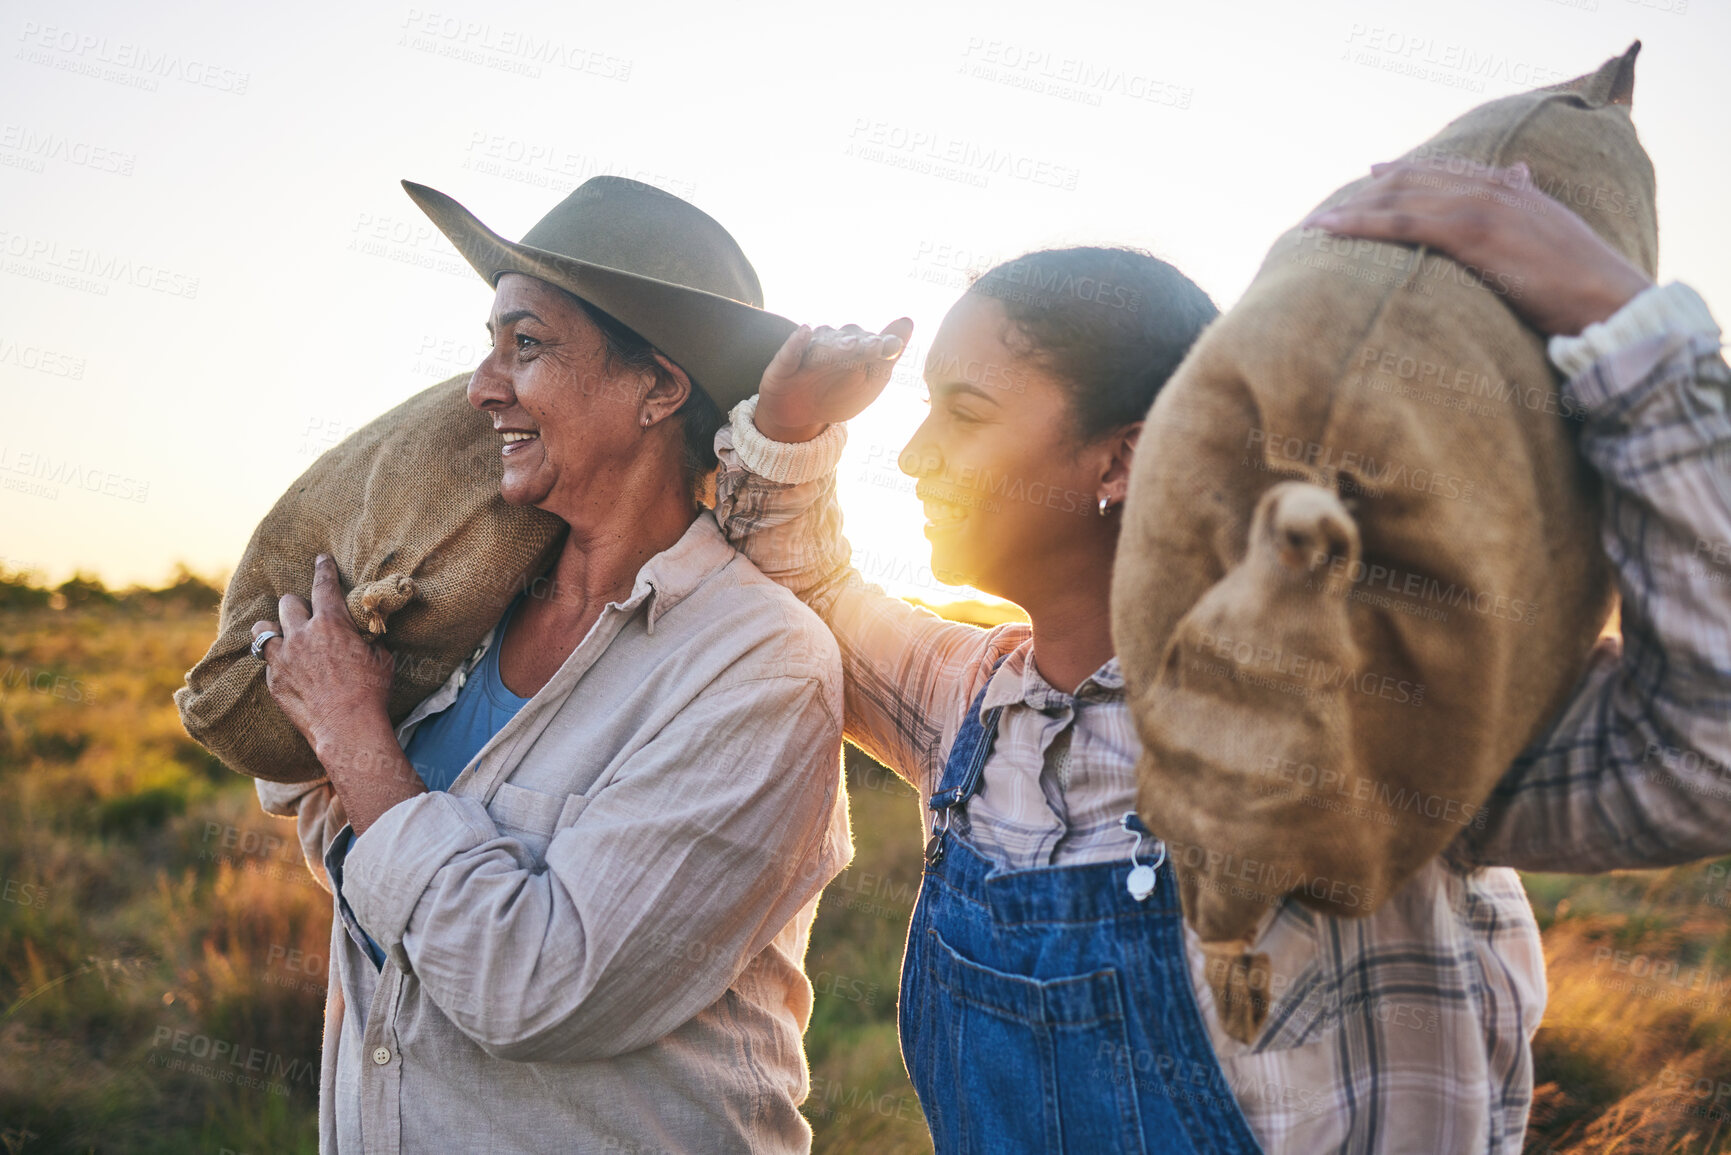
left=2, top=0, right=1725, bottom=603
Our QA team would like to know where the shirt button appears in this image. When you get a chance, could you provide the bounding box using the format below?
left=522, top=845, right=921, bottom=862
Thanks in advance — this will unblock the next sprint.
left=372, top=1046, right=392, bottom=1066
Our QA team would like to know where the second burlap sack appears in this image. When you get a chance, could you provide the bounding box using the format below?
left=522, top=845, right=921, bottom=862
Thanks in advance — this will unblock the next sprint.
left=1112, top=46, right=1649, bottom=1040
left=175, top=374, right=566, bottom=783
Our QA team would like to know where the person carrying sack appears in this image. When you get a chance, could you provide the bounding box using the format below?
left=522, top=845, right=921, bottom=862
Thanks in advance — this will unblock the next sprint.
left=711, top=160, right=1730, bottom=1151
left=251, top=176, right=851, bottom=1155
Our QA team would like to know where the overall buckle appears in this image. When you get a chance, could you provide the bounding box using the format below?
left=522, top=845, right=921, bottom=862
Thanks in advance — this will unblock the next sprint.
left=1120, top=811, right=1167, bottom=901
left=924, top=807, right=951, bottom=867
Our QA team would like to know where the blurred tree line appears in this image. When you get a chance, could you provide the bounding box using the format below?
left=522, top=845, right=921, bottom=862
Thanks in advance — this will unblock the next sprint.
left=0, top=564, right=222, bottom=614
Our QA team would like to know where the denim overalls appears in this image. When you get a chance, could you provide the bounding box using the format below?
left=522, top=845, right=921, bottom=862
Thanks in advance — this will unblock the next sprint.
left=899, top=666, right=1264, bottom=1154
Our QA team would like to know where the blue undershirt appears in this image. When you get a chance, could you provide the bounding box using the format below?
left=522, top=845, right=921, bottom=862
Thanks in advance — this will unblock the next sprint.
left=340, top=592, right=532, bottom=967
left=402, top=592, right=533, bottom=790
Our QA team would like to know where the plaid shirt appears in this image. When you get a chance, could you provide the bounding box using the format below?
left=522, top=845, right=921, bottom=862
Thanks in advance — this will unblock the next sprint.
left=712, top=282, right=1729, bottom=1154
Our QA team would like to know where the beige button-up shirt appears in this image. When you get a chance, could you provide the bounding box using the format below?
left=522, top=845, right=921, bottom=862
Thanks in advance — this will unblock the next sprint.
left=257, top=513, right=851, bottom=1154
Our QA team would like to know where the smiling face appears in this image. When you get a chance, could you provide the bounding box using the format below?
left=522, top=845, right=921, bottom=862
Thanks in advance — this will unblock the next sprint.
left=902, top=292, right=1117, bottom=603
left=467, top=274, right=653, bottom=518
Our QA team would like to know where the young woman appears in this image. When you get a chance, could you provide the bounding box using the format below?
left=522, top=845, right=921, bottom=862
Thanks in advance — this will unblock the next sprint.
left=712, top=161, right=1731, bottom=1153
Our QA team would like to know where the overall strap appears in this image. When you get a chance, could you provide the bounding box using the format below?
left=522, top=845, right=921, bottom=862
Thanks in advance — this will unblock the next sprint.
left=925, top=654, right=1010, bottom=865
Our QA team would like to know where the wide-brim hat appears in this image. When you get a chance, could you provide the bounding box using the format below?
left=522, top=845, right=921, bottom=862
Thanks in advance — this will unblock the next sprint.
left=403, top=177, right=797, bottom=411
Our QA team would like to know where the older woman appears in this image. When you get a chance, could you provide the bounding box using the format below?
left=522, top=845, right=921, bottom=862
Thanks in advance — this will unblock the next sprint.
left=250, top=177, right=852, bottom=1154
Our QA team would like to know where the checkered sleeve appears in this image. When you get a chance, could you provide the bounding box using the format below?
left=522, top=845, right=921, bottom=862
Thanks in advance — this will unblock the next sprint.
left=1461, top=283, right=1731, bottom=870
left=713, top=399, right=1021, bottom=796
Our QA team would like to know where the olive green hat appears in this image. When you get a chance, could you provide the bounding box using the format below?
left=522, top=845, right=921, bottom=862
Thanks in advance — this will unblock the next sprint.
left=404, top=176, right=797, bottom=409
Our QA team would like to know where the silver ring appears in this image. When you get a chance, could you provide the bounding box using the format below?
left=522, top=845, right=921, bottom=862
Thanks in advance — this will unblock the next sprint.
left=251, top=630, right=281, bottom=662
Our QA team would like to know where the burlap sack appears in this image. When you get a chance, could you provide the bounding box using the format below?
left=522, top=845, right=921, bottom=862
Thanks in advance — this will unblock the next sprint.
left=175, top=374, right=566, bottom=783
left=1112, top=46, right=1648, bottom=1037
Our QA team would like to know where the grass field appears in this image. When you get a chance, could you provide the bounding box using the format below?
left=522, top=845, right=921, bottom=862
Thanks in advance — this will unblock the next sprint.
left=1, top=574, right=1729, bottom=1153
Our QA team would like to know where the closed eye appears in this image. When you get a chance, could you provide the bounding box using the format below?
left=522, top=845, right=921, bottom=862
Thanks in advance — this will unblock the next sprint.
left=928, top=381, right=998, bottom=424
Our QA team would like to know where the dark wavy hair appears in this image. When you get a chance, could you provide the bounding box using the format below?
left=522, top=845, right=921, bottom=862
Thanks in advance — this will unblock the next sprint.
left=968, top=246, right=1219, bottom=442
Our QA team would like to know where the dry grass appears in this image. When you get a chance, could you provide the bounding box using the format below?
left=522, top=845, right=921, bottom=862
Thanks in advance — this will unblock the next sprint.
left=1523, top=869, right=1731, bottom=1153
left=0, top=597, right=328, bottom=1153
left=1, top=589, right=1726, bottom=1153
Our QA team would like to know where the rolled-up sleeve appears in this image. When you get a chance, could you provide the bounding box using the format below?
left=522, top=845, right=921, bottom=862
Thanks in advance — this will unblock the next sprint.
left=340, top=669, right=845, bottom=1062
left=256, top=776, right=348, bottom=895
left=713, top=396, right=1018, bottom=792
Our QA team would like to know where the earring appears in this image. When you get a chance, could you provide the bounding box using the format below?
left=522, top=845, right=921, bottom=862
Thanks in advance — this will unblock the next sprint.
left=1098, top=495, right=1112, bottom=516
left=641, top=414, right=651, bottom=428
